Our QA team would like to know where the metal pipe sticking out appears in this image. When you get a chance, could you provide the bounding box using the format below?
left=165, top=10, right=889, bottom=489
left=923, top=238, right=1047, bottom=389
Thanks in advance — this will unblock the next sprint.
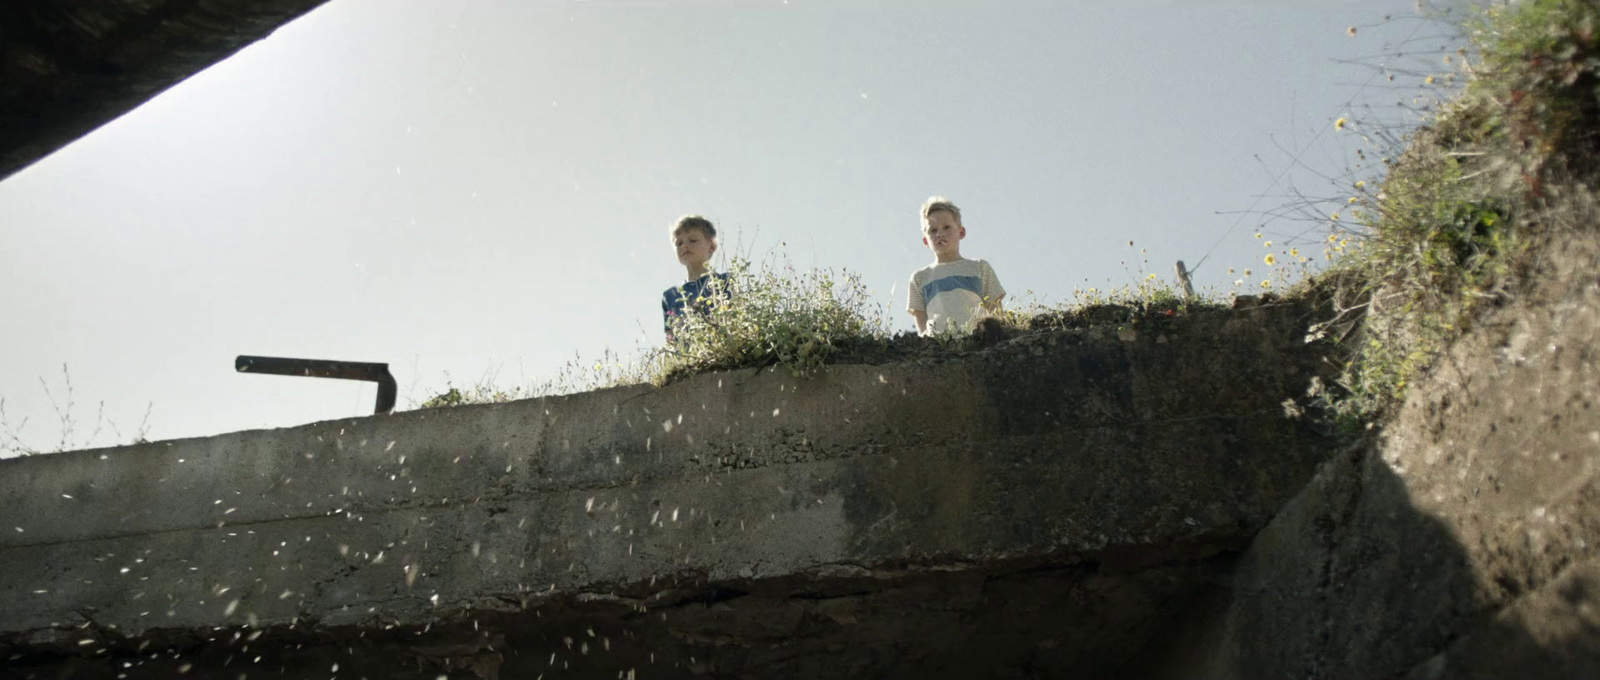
left=235, top=356, right=397, bottom=415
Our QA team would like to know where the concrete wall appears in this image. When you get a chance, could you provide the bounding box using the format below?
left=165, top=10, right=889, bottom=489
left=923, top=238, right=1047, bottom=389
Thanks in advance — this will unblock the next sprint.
left=0, top=302, right=1336, bottom=679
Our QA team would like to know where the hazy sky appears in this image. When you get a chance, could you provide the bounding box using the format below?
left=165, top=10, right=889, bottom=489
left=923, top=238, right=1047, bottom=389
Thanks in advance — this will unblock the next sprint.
left=0, top=0, right=1455, bottom=454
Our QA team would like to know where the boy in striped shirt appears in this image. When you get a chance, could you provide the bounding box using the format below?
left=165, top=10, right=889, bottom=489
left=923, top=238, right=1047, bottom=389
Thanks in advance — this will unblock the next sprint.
left=906, top=196, right=1005, bottom=336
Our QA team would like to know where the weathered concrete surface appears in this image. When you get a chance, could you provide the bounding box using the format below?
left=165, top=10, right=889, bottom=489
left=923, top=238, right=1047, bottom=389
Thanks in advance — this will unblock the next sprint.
left=1201, top=224, right=1600, bottom=679
left=0, top=0, right=328, bottom=181
left=0, top=301, right=1337, bottom=679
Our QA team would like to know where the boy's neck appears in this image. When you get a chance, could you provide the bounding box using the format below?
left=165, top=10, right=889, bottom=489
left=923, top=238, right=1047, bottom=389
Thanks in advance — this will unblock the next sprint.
left=685, top=263, right=712, bottom=280
left=934, top=252, right=964, bottom=264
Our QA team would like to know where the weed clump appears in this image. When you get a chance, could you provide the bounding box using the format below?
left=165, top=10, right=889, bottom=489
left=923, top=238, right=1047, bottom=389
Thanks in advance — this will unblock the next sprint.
left=1314, top=0, right=1600, bottom=424
left=662, top=256, right=891, bottom=380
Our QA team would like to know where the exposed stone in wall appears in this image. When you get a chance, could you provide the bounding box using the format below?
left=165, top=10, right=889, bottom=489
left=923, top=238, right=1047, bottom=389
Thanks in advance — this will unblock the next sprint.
left=0, top=300, right=1336, bottom=679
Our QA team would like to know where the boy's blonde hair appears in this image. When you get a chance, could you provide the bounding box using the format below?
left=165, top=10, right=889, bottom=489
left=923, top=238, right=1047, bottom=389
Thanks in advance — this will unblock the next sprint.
left=671, top=215, right=717, bottom=240
left=920, top=196, right=962, bottom=231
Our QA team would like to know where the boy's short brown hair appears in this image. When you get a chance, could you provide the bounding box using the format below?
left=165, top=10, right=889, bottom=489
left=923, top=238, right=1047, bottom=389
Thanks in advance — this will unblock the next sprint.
left=920, top=196, right=962, bottom=229
left=671, top=215, right=717, bottom=240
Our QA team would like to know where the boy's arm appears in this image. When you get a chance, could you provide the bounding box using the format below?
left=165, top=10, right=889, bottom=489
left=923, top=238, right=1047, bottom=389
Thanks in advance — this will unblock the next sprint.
left=662, top=290, right=678, bottom=342
left=906, top=273, right=928, bottom=334
left=911, top=309, right=929, bottom=334
left=980, top=261, right=1006, bottom=313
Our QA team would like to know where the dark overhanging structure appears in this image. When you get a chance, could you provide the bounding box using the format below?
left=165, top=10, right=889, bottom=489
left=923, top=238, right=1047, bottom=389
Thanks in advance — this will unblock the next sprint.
left=0, top=0, right=329, bottom=182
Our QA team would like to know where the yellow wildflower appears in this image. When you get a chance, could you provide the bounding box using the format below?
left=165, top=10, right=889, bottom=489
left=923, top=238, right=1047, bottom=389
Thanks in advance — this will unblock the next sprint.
left=1264, top=240, right=1273, bottom=247
left=1264, top=254, right=1277, bottom=265
left=1289, top=248, right=1300, bottom=258
left=1261, top=280, right=1273, bottom=289
left=1426, top=75, right=1436, bottom=85
left=1335, top=117, right=1348, bottom=131
left=1355, top=180, right=1366, bottom=188
left=1330, top=213, right=1340, bottom=221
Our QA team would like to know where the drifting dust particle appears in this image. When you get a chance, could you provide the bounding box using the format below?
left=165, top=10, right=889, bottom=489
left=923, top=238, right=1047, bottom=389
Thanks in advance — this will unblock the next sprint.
left=472, top=542, right=482, bottom=557
left=772, top=408, right=781, bottom=417
left=332, top=663, right=339, bottom=672
left=586, top=498, right=596, bottom=515
left=278, top=590, right=294, bottom=600
left=386, top=441, right=396, bottom=452
left=662, top=420, right=673, bottom=433
left=224, top=599, right=240, bottom=616
left=13, top=527, right=21, bottom=533
left=672, top=508, right=679, bottom=522
left=62, top=494, right=73, bottom=500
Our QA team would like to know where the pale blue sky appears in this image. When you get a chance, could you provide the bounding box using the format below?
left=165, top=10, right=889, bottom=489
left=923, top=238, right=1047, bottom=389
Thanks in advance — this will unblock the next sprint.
left=0, top=0, right=1455, bottom=453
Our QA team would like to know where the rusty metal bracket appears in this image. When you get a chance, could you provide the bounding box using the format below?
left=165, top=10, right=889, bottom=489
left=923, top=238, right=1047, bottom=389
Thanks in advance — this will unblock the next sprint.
left=235, top=356, right=397, bottom=415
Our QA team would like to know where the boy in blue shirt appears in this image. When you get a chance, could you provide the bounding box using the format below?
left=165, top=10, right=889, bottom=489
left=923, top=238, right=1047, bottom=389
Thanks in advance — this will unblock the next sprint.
left=907, top=196, right=1005, bottom=335
left=661, top=215, right=732, bottom=343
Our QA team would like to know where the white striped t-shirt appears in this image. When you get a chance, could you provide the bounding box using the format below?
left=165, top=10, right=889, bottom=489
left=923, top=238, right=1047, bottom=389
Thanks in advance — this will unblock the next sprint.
left=907, top=258, right=1005, bottom=335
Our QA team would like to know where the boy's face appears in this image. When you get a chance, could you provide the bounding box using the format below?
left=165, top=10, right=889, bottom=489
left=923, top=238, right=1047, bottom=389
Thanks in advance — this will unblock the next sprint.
left=922, top=210, right=965, bottom=259
left=673, top=228, right=716, bottom=268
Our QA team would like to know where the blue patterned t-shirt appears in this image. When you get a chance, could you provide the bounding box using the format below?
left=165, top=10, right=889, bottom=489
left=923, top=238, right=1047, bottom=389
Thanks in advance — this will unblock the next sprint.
left=662, top=272, right=733, bottom=341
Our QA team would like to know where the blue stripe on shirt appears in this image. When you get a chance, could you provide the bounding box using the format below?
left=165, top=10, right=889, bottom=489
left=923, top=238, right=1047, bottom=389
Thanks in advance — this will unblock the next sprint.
left=921, top=275, right=983, bottom=306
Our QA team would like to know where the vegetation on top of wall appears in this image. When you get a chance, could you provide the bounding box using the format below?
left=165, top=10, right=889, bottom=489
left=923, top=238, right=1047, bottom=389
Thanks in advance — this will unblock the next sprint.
left=417, top=260, right=1237, bottom=408
left=1309, top=0, right=1600, bottom=426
